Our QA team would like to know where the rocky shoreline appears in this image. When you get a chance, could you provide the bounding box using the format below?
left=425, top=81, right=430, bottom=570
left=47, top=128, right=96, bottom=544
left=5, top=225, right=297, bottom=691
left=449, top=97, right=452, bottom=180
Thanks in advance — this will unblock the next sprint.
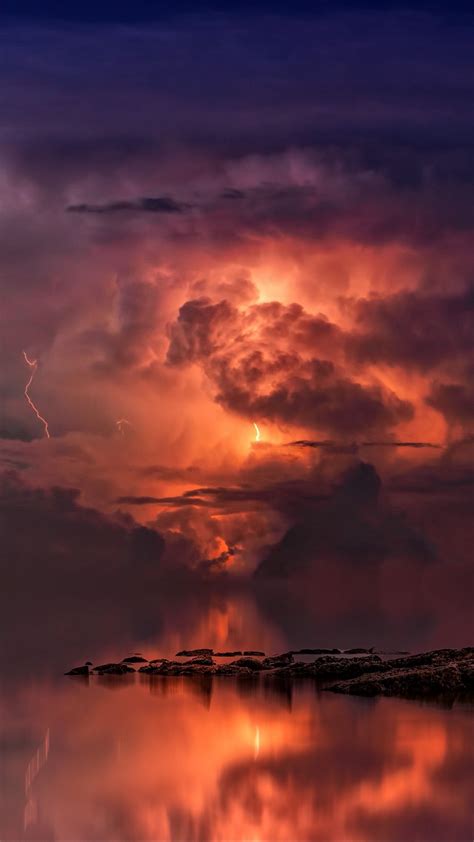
left=65, top=646, right=474, bottom=700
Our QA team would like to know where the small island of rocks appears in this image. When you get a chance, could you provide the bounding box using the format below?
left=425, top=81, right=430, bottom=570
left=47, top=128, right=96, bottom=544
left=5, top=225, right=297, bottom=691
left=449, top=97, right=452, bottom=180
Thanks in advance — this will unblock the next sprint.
left=65, top=645, right=474, bottom=701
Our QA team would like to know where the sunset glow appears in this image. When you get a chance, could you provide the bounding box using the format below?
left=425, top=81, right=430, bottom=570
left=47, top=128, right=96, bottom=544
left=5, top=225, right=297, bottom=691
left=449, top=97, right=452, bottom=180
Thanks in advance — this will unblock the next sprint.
left=1, top=3, right=472, bottom=840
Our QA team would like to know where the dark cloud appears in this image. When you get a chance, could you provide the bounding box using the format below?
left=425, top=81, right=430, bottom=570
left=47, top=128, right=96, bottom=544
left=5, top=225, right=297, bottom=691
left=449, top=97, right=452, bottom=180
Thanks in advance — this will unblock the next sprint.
left=167, top=297, right=413, bottom=435
left=255, top=462, right=436, bottom=579
left=0, top=471, right=221, bottom=677
left=67, top=196, right=189, bottom=214
left=426, top=381, right=474, bottom=427
left=347, top=287, right=474, bottom=372
left=288, top=439, right=442, bottom=450
left=214, top=362, right=413, bottom=435
left=117, top=481, right=329, bottom=517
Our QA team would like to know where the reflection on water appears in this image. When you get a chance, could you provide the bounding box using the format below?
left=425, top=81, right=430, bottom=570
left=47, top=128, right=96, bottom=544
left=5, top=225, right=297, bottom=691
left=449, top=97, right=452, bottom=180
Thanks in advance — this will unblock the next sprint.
left=1, top=675, right=472, bottom=841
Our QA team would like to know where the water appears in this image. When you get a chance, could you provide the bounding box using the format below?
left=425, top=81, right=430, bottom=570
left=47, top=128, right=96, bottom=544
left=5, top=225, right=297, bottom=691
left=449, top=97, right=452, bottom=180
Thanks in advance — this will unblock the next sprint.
left=1, top=673, right=472, bottom=841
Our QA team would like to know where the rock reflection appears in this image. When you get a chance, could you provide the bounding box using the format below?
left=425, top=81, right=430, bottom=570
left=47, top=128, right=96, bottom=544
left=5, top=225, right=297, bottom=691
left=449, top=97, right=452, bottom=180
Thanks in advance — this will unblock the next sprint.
left=0, top=677, right=472, bottom=841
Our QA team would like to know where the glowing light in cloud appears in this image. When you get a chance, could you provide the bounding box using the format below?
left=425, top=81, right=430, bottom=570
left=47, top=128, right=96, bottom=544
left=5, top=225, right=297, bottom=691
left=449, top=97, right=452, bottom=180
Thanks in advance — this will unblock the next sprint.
left=116, top=418, right=132, bottom=436
left=22, top=351, right=50, bottom=438
left=253, top=422, right=261, bottom=442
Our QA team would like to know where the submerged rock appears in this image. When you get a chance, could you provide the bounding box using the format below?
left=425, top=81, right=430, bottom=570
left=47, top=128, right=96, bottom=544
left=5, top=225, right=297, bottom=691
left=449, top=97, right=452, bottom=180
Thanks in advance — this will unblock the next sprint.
left=292, top=648, right=341, bottom=655
left=122, top=655, right=148, bottom=663
left=243, top=650, right=265, bottom=656
left=176, top=648, right=213, bottom=657
left=214, top=651, right=243, bottom=657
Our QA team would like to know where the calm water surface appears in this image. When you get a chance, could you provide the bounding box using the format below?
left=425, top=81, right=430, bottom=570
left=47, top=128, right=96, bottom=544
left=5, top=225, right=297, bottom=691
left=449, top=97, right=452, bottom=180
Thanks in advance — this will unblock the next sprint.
left=1, top=672, right=472, bottom=841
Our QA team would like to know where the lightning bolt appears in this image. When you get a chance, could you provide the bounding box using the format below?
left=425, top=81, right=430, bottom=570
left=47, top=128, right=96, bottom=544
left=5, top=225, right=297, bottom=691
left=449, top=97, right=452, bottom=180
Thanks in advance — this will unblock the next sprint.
left=22, top=351, right=50, bottom=438
left=253, top=422, right=261, bottom=442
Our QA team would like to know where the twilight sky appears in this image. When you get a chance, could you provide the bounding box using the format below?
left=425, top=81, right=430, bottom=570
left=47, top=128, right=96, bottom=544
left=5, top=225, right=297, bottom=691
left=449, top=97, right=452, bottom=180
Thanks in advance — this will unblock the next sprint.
left=1, top=0, right=473, bottom=666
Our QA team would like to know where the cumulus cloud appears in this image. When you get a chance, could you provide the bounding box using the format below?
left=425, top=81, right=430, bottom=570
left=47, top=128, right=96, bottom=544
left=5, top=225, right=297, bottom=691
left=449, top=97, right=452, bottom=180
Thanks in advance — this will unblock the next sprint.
left=167, top=296, right=413, bottom=436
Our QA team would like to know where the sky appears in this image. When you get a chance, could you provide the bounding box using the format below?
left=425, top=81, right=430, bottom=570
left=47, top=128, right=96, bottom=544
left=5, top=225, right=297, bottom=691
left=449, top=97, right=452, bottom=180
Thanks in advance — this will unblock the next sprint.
left=0, top=0, right=473, bottom=667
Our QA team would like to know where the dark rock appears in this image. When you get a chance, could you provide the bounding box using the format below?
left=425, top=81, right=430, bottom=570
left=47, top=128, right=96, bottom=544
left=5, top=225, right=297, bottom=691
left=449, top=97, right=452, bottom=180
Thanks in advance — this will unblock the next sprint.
left=381, top=647, right=473, bottom=670
left=85, top=661, right=93, bottom=666
left=262, top=653, right=294, bottom=669
left=216, top=664, right=255, bottom=676
left=214, top=651, right=243, bottom=657
left=292, top=648, right=341, bottom=655
left=344, top=648, right=373, bottom=654
left=229, top=657, right=265, bottom=671
left=374, top=650, right=410, bottom=656
left=327, top=660, right=474, bottom=698
left=286, top=655, right=383, bottom=681
left=66, top=647, right=474, bottom=699
left=176, top=648, right=213, bottom=657
left=122, top=655, right=148, bottom=663
left=93, top=663, right=136, bottom=675
left=65, top=664, right=89, bottom=676
left=187, top=656, right=214, bottom=666
left=324, top=648, right=474, bottom=698
left=243, top=650, right=265, bottom=656
left=139, top=660, right=216, bottom=676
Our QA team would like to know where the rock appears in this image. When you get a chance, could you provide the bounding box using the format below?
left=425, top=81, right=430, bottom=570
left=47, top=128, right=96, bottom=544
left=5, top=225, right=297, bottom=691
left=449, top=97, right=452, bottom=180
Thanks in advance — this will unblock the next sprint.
left=93, top=663, right=136, bottom=675
left=66, top=647, right=474, bottom=699
left=122, top=655, right=148, bottom=663
left=214, top=651, right=243, bottom=657
left=187, top=656, right=214, bottom=666
left=327, top=661, right=474, bottom=698
left=293, top=648, right=341, bottom=655
left=262, top=653, right=294, bottom=669
left=324, top=648, right=474, bottom=699
left=216, top=664, right=256, bottom=676
left=374, top=650, right=410, bottom=656
left=287, top=655, right=383, bottom=680
left=176, top=648, right=213, bottom=657
left=65, top=664, right=89, bottom=676
left=344, top=648, right=373, bottom=654
left=139, top=660, right=216, bottom=676
left=380, top=647, right=473, bottom=670
left=243, top=650, right=265, bottom=656
left=85, top=661, right=93, bottom=666
left=229, top=657, right=265, bottom=671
